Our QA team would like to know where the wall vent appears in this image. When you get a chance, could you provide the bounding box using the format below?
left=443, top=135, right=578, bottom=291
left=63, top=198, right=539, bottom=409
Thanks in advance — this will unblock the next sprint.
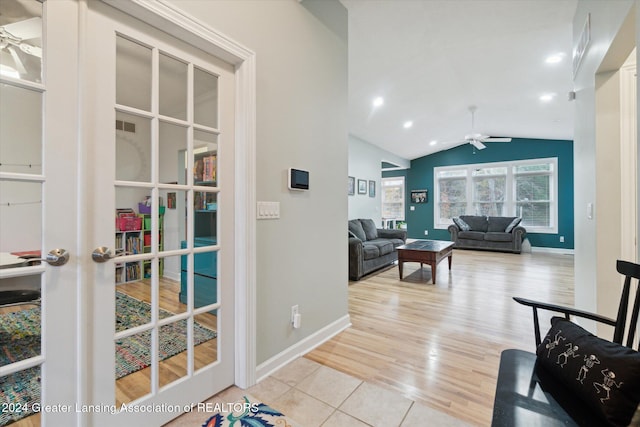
left=115, top=120, right=136, bottom=133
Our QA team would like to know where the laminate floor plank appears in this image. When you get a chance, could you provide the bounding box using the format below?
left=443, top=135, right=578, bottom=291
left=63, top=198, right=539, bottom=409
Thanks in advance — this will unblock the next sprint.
left=306, top=249, right=575, bottom=426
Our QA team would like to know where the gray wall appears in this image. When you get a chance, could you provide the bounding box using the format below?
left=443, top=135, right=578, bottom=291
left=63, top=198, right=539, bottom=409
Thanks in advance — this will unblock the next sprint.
left=165, top=0, right=349, bottom=365
left=572, top=0, right=637, bottom=329
left=348, top=134, right=409, bottom=224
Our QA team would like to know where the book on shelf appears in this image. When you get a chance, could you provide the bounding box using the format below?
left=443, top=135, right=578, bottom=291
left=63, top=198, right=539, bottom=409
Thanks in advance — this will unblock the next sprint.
left=202, top=155, right=216, bottom=182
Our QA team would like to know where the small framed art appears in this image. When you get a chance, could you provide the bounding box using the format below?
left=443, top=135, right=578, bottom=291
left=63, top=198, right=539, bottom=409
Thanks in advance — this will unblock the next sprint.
left=348, top=176, right=355, bottom=196
left=411, top=189, right=428, bottom=203
left=368, top=180, right=375, bottom=197
left=358, top=179, right=367, bottom=194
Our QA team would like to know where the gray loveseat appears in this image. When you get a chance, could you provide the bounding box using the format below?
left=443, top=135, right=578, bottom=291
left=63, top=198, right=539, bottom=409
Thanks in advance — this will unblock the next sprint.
left=448, top=215, right=526, bottom=254
left=349, top=219, right=407, bottom=280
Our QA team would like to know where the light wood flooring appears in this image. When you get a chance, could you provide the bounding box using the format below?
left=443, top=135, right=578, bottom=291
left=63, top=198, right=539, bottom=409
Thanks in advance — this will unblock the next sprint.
left=306, top=249, right=575, bottom=426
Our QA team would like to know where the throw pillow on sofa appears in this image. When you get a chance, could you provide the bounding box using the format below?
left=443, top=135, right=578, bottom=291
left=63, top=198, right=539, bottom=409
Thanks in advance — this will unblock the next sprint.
left=359, top=219, right=378, bottom=241
left=348, top=219, right=367, bottom=241
left=453, top=217, right=470, bottom=231
left=536, top=317, right=640, bottom=426
left=505, top=217, right=522, bottom=233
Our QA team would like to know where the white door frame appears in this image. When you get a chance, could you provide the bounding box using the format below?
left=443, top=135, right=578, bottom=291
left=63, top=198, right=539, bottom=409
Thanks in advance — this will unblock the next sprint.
left=620, top=52, right=637, bottom=263
left=92, top=0, right=257, bottom=392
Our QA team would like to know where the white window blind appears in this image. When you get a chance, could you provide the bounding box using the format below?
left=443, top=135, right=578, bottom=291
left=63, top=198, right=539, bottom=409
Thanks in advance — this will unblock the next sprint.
left=434, top=158, right=557, bottom=233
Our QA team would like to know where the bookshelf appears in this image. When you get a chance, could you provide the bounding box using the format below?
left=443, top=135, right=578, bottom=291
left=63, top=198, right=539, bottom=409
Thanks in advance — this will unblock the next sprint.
left=194, top=150, right=217, bottom=240
left=115, top=229, right=142, bottom=284
left=114, top=211, right=164, bottom=284
left=140, top=213, right=164, bottom=278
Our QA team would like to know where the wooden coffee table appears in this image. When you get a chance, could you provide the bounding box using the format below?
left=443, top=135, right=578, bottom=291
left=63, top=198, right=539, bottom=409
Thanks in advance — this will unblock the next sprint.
left=396, top=240, right=454, bottom=284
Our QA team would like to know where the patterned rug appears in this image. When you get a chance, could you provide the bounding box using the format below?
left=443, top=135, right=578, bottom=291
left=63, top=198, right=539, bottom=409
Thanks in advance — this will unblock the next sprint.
left=0, top=292, right=217, bottom=425
left=201, top=395, right=300, bottom=427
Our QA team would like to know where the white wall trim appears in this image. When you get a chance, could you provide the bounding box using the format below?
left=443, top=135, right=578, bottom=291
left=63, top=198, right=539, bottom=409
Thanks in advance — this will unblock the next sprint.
left=103, top=0, right=257, bottom=388
left=620, top=56, right=637, bottom=263
left=531, top=246, right=575, bottom=255
left=255, top=315, right=351, bottom=382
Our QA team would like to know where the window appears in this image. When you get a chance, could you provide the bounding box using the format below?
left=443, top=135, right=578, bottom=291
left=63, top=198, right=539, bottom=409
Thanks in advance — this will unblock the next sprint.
left=434, top=158, right=557, bottom=233
left=381, top=177, right=405, bottom=221
left=514, top=163, right=554, bottom=227
left=437, top=170, right=466, bottom=220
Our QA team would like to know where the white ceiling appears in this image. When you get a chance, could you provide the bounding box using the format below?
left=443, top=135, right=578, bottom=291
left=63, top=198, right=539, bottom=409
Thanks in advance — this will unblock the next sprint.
left=341, top=0, right=578, bottom=160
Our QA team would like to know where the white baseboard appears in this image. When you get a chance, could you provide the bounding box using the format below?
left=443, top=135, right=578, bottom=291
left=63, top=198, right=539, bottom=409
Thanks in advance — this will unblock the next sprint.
left=531, top=246, right=575, bottom=255
left=255, top=314, right=351, bottom=382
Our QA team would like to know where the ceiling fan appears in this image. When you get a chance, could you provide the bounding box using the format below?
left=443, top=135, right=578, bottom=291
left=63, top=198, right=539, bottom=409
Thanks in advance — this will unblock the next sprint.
left=463, top=105, right=512, bottom=150
left=0, top=17, right=42, bottom=75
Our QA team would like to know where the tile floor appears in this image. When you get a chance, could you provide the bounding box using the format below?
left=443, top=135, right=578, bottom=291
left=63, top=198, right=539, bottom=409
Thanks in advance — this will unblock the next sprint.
left=165, top=357, right=472, bottom=427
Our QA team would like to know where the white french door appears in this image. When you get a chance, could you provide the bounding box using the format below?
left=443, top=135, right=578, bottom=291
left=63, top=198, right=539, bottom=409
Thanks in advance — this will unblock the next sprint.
left=82, top=1, right=235, bottom=425
left=0, top=1, right=79, bottom=426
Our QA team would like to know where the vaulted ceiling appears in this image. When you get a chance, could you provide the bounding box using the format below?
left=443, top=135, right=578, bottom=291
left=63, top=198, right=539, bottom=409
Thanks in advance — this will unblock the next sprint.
left=342, top=0, right=578, bottom=160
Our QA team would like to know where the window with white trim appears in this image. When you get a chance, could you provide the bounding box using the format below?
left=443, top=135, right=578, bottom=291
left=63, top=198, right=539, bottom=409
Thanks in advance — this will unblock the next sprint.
left=434, top=158, right=558, bottom=233
left=381, top=176, right=405, bottom=221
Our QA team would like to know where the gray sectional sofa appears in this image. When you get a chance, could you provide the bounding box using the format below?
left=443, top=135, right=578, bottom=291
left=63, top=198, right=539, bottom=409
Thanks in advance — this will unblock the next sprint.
left=349, top=219, right=407, bottom=280
left=448, top=215, right=526, bottom=254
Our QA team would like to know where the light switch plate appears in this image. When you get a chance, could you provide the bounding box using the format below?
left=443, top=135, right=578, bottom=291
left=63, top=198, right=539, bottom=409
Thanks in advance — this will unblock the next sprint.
left=257, top=201, right=280, bottom=219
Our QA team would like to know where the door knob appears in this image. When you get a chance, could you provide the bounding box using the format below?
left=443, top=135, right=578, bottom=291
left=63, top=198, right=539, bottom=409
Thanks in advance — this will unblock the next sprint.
left=32, top=249, right=70, bottom=266
left=91, top=247, right=130, bottom=263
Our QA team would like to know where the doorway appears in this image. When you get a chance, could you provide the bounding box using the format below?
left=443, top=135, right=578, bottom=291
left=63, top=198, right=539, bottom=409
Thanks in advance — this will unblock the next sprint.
left=0, top=0, right=256, bottom=426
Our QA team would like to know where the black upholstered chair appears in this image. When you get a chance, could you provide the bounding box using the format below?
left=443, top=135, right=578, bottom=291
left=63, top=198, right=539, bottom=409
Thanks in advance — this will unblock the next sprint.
left=492, top=260, right=640, bottom=426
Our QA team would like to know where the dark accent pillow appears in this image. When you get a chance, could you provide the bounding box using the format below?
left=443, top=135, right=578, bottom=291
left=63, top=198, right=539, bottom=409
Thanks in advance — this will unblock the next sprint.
left=536, top=317, right=640, bottom=426
left=452, top=217, right=470, bottom=231
left=460, top=215, right=488, bottom=232
left=348, top=220, right=366, bottom=241
left=359, top=219, right=378, bottom=241
left=505, top=217, right=522, bottom=233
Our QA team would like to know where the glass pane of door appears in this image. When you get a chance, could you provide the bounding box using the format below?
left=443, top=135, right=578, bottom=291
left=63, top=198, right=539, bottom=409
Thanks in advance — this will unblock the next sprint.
left=116, top=36, right=151, bottom=111
left=0, top=0, right=42, bottom=84
left=0, top=2, right=44, bottom=425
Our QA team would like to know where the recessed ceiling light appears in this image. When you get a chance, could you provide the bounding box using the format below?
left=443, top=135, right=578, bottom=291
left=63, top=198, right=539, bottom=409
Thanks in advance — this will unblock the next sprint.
left=545, top=53, right=564, bottom=64
left=403, top=121, right=413, bottom=129
left=429, top=140, right=437, bottom=146
left=372, top=97, right=384, bottom=107
left=539, top=93, right=556, bottom=102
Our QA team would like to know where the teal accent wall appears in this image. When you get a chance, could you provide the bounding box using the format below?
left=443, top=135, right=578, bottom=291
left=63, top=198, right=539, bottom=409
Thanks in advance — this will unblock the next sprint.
left=383, top=138, right=574, bottom=249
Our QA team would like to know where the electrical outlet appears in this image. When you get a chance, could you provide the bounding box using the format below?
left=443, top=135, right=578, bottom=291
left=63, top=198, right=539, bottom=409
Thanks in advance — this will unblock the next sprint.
left=560, top=236, right=565, bottom=243
left=424, top=230, right=429, bottom=236
left=291, top=305, right=299, bottom=324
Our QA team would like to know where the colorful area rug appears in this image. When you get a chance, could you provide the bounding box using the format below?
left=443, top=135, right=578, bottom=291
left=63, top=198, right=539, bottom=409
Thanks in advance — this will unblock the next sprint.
left=115, top=292, right=217, bottom=378
left=0, top=292, right=217, bottom=425
left=201, top=395, right=299, bottom=427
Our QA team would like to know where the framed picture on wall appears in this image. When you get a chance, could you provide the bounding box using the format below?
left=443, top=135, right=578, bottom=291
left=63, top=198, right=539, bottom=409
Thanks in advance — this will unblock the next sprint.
left=358, top=179, right=367, bottom=194
left=368, top=180, right=375, bottom=197
left=411, top=189, right=428, bottom=203
left=348, top=176, right=355, bottom=196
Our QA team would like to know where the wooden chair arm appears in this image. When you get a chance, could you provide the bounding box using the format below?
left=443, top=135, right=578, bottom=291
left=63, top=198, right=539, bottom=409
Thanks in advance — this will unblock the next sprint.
left=513, top=297, right=617, bottom=347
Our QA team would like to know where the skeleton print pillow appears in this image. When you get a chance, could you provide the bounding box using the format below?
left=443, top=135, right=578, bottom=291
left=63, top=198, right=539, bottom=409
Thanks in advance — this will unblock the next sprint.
left=536, top=317, right=640, bottom=427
